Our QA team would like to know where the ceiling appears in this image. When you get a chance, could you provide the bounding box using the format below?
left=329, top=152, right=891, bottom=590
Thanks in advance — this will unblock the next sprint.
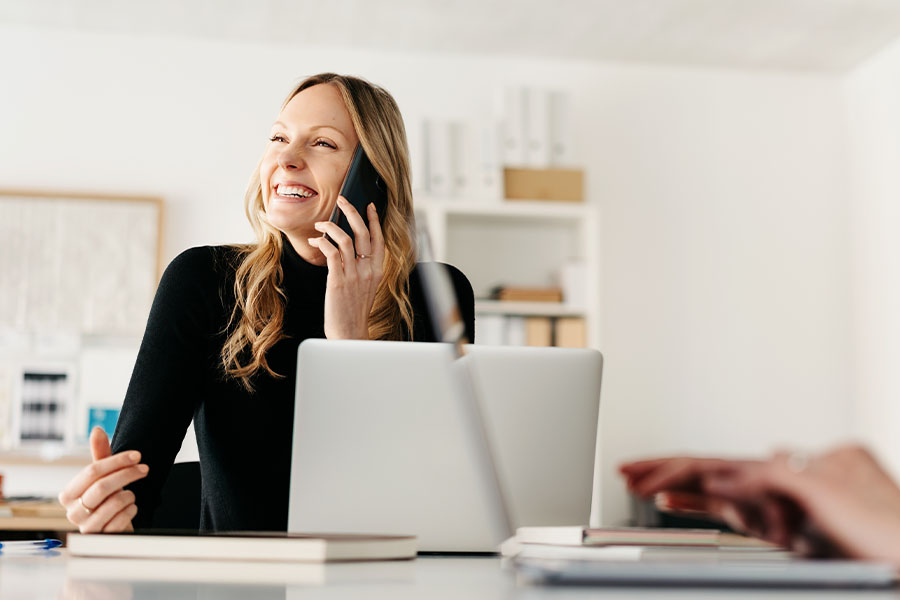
left=3, top=0, right=900, bottom=71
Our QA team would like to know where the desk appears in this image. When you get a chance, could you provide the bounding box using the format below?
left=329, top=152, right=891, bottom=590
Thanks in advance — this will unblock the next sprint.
left=0, top=551, right=896, bottom=599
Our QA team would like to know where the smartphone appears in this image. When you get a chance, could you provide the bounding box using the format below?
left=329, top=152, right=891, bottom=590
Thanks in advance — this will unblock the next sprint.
left=326, top=144, right=388, bottom=248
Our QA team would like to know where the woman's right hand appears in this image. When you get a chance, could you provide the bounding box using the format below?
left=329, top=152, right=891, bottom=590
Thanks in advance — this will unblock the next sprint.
left=58, top=427, right=149, bottom=533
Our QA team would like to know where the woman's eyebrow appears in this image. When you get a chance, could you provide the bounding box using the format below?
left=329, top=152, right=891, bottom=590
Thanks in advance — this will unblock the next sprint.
left=270, top=121, right=348, bottom=140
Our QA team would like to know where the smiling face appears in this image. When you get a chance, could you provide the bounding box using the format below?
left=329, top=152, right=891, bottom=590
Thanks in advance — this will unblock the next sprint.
left=260, top=83, right=359, bottom=259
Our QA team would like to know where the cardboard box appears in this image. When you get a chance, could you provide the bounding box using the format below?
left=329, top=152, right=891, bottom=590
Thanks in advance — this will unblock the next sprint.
left=504, top=167, right=584, bottom=202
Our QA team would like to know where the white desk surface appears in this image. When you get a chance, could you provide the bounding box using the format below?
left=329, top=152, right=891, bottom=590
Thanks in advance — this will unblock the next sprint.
left=1, top=551, right=897, bottom=599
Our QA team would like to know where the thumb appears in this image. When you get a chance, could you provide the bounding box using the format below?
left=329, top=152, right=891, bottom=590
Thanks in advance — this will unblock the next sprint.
left=89, top=426, right=112, bottom=462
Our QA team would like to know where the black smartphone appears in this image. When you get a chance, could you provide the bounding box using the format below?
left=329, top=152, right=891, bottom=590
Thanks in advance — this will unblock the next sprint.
left=326, top=144, right=388, bottom=248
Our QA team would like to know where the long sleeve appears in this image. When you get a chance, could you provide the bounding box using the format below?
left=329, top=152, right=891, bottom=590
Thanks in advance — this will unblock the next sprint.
left=111, top=247, right=222, bottom=528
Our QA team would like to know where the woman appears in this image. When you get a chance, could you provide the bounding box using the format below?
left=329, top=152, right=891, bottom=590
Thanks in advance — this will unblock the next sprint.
left=58, top=73, right=475, bottom=533
left=621, top=445, right=900, bottom=565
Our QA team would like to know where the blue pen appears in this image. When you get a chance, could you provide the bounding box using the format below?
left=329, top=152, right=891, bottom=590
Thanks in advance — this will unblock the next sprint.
left=0, top=539, right=62, bottom=552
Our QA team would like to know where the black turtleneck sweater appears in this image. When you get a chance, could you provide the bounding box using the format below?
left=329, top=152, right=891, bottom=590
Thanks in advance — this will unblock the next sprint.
left=111, top=242, right=475, bottom=532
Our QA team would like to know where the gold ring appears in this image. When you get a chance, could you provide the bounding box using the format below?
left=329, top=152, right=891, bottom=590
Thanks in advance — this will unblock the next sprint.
left=358, top=254, right=370, bottom=259
left=79, top=496, right=94, bottom=515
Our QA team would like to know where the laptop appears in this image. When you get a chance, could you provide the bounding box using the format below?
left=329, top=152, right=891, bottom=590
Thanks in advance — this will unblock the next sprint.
left=514, top=556, right=898, bottom=588
left=287, top=340, right=603, bottom=552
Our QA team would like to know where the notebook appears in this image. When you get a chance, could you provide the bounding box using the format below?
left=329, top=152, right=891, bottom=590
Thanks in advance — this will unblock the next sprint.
left=66, top=531, right=417, bottom=562
left=512, top=526, right=720, bottom=547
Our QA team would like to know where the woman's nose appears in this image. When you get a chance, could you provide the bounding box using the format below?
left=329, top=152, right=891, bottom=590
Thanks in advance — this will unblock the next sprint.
left=277, top=145, right=307, bottom=171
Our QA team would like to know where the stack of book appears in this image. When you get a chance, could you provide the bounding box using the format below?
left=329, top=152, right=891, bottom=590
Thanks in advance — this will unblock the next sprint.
left=501, top=526, right=785, bottom=562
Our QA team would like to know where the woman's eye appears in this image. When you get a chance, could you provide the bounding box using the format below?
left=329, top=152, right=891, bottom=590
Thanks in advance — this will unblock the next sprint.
left=269, top=135, right=287, bottom=143
left=314, top=139, right=336, bottom=149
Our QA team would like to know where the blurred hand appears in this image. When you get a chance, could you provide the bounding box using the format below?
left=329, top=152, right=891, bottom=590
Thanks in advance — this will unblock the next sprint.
left=308, top=198, right=385, bottom=340
left=58, top=427, right=148, bottom=533
left=620, top=445, right=900, bottom=564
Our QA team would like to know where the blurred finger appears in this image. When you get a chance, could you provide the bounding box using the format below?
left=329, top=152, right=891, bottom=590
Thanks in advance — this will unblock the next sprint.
left=761, top=497, right=790, bottom=548
left=657, top=491, right=759, bottom=538
left=632, top=458, right=733, bottom=497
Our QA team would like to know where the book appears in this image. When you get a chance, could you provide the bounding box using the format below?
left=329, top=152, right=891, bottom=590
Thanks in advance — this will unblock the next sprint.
left=67, top=555, right=419, bottom=586
left=67, top=531, right=417, bottom=562
left=514, top=526, right=720, bottom=547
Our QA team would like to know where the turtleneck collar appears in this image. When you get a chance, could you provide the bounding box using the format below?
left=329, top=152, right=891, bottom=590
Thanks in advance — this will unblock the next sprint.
left=279, top=234, right=328, bottom=294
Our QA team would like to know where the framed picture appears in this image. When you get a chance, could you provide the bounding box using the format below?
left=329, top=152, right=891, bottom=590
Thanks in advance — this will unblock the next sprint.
left=0, top=189, right=163, bottom=336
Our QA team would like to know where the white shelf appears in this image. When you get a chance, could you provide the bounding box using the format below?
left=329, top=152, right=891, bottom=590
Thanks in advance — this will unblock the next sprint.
left=417, top=197, right=589, bottom=220
left=475, top=300, right=585, bottom=317
left=416, top=192, right=601, bottom=349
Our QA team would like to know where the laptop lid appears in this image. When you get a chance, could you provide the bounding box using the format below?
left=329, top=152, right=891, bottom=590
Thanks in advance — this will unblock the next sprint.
left=287, top=340, right=602, bottom=552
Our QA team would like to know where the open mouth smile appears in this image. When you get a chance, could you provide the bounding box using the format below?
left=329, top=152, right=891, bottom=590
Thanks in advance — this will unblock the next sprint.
left=273, top=183, right=319, bottom=202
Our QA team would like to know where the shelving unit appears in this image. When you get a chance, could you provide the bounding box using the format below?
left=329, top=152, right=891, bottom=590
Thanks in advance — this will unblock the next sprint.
left=415, top=196, right=601, bottom=349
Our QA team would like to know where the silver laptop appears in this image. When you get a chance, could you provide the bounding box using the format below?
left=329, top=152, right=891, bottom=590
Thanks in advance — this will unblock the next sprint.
left=287, top=340, right=603, bottom=552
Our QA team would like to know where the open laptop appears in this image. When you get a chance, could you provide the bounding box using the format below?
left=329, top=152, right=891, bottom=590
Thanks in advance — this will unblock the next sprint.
left=287, top=340, right=603, bottom=552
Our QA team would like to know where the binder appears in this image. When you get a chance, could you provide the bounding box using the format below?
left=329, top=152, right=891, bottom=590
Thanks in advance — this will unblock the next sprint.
left=497, top=87, right=527, bottom=167
left=525, top=88, right=550, bottom=168
left=548, top=91, right=574, bottom=166
left=475, top=119, right=503, bottom=200
left=424, top=119, right=453, bottom=197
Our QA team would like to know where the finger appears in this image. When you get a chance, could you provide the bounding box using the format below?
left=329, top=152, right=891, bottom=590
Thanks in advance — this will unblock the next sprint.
left=621, top=458, right=687, bottom=488
left=657, top=491, right=716, bottom=514
left=89, top=426, right=112, bottom=462
left=59, top=451, right=142, bottom=505
left=635, top=458, right=761, bottom=498
left=313, top=222, right=357, bottom=273
left=657, top=491, right=757, bottom=537
left=620, top=458, right=676, bottom=476
left=631, top=458, right=730, bottom=497
left=102, top=502, right=139, bottom=534
left=308, top=237, right=344, bottom=280
left=80, top=464, right=149, bottom=511
left=367, top=202, right=385, bottom=261
left=761, top=497, right=790, bottom=548
left=337, top=197, right=373, bottom=256
left=78, top=490, right=135, bottom=534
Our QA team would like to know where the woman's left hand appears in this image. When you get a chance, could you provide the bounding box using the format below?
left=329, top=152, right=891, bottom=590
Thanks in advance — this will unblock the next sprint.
left=308, top=197, right=385, bottom=339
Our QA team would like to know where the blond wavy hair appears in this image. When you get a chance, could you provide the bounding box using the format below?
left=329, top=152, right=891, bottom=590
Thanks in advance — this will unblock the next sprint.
left=221, top=73, right=417, bottom=392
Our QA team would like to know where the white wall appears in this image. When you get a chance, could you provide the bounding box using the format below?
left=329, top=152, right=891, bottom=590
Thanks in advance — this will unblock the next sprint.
left=0, top=24, right=854, bottom=525
left=844, top=37, right=900, bottom=479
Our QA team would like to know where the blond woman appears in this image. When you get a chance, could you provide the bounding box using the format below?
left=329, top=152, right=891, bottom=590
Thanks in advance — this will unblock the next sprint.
left=59, top=73, right=474, bottom=533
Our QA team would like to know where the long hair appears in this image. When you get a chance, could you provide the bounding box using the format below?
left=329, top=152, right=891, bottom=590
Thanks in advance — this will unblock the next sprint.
left=221, top=73, right=417, bottom=392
